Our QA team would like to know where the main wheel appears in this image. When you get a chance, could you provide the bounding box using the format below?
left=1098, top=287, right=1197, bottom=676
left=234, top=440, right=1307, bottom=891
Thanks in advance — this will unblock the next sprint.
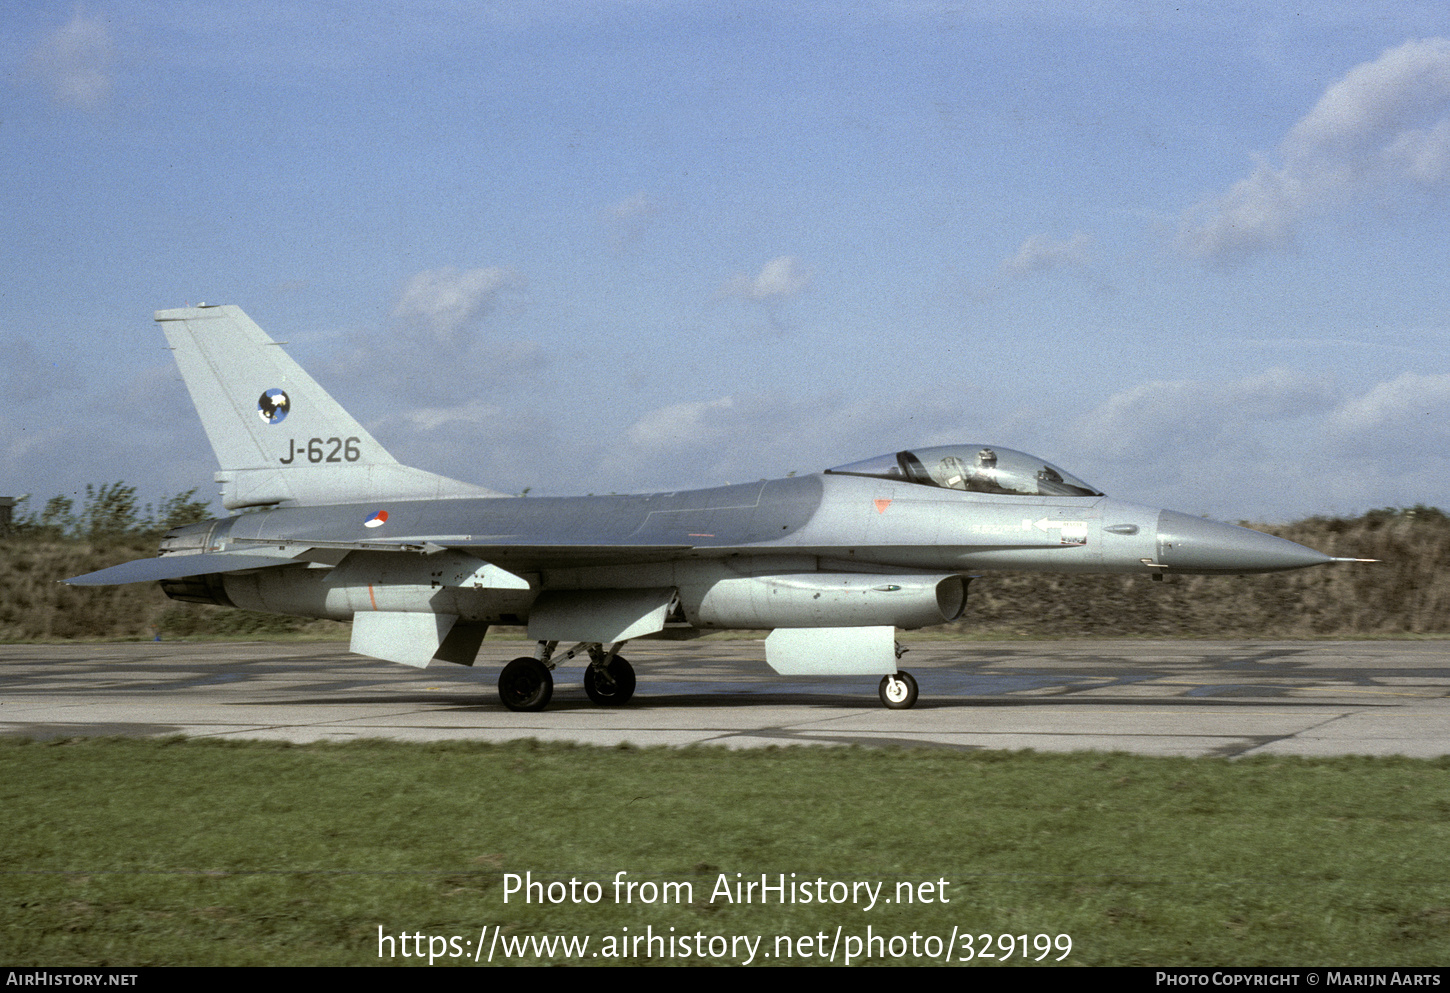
left=499, top=657, right=553, bottom=712
left=879, top=671, right=919, bottom=710
left=583, top=656, right=636, bottom=706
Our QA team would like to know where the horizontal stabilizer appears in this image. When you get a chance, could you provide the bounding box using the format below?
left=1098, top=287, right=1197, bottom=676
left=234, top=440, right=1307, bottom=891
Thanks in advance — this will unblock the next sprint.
left=65, top=553, right=300, bottom=586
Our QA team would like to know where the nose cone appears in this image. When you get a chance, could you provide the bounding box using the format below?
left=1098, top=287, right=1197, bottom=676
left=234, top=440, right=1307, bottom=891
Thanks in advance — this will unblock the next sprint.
left=1156, top=510, right=1333, bottom=574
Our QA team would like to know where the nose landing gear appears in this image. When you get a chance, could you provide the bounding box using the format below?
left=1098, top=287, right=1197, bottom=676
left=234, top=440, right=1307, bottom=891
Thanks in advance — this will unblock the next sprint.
left=879, top=671, right=918, bottom=709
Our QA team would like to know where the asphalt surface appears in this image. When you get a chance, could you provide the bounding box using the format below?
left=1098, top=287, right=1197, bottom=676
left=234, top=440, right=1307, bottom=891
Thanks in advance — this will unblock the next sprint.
left=3, top=639, right=1448, bottom=757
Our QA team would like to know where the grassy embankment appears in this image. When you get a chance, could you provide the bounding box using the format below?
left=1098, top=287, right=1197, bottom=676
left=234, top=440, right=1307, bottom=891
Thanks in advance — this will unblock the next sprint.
left=3, top=737, right=1449, bottom=966
left=3, top=507, right=1448, bottom=642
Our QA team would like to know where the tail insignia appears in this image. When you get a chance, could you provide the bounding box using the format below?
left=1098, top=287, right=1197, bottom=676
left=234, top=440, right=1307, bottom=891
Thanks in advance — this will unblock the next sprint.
left=258, top=389, right=290, bottom=424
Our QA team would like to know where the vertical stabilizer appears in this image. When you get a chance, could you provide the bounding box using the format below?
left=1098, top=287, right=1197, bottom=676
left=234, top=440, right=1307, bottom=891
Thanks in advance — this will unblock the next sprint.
left=157, top=305, right=502, bottom=509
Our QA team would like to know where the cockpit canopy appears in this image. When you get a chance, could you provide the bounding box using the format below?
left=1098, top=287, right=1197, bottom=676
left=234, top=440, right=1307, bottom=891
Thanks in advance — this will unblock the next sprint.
left=825, top=445, right=1103, bottom=498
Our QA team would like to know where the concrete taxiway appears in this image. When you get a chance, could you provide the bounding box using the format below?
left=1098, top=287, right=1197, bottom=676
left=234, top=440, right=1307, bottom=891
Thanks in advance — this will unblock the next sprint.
left=2, top=639, right=1448, bottom=757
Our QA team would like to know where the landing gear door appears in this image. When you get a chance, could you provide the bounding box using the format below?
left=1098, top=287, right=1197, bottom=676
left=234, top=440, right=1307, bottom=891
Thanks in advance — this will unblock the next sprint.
left=351, top=611, right=488, bottom=668
left=527, top=588, right=677, bottom=643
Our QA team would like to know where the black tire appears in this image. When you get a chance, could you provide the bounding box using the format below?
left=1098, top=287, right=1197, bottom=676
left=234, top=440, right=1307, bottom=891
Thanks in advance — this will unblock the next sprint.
left=499, top=657, right=553, bottom=712
left=879, top=671, right=919, bottom=710
left=583, top=656, right=636, bottom=706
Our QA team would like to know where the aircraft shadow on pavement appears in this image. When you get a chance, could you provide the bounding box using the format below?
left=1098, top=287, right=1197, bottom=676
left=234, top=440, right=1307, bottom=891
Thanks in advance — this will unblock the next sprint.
left=231, top=687, right=1362, bottom=712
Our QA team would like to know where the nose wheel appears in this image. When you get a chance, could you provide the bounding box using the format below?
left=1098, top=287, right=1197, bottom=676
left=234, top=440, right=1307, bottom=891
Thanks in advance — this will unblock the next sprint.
left=879, top=671, right=918, bottom=709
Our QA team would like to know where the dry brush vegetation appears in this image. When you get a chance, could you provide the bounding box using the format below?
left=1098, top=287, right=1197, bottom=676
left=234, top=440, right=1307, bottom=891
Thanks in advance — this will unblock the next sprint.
left=2, top=492, right=1447, bottom=642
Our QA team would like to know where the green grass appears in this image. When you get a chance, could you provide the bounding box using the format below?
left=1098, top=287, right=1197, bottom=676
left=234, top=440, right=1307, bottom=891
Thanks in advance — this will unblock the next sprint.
left=3, top=738, right=1449, bottom=966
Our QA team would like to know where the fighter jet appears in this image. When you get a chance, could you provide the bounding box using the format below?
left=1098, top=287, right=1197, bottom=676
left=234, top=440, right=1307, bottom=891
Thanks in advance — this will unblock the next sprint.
left=68, top=305, right=1362, bottom=711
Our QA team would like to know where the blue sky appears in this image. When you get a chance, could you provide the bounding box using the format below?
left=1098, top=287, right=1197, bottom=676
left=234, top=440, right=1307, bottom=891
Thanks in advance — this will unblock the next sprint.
left=4, top=1, right=1449, bottom=522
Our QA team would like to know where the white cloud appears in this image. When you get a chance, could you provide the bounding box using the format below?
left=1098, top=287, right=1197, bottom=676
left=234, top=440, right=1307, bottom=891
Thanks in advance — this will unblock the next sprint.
left=333, top=363, right=1450, bottom=517
left=390, top=266, right=524, bottom=344
left=718, top=256, right=812, bottom=301
left=356, top=392, right=556, bottom=495
left=1028, top=367, right=1450, bottom=519
left=25, top=349, right=1445, bottom=523
left=325, top=270, right=542, bottom=417
left=2, top=354, right=216, bottom=512
left=1180, top=38, right=1450, bottom=262
left=596, top=391, right=976, bottom=494
left=1282, top=39, right=1450, bottom=161
left=401, top=399, right=507, bottom=433
left=1000, top=232, right=1094, bottom=279
left=1070, top=368, right=1337, bottom=458
left=626, top=397, right=735, bottom=450
left=28, top=10, right=114, bottom=110
left=1327, top=371, right=1450, bottom=444
left=607, top=192, right=656, bottom=221
left=601, top=192, right=662, bottom=249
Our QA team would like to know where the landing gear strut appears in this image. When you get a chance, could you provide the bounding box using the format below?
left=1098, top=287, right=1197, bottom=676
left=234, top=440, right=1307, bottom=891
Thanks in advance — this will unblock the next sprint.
left=879, top=671, right=918, bottom=709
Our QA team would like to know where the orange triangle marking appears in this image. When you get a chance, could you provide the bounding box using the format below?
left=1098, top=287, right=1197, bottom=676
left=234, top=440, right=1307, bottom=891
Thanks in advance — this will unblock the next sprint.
left=873, top=499, right=892, bottom=514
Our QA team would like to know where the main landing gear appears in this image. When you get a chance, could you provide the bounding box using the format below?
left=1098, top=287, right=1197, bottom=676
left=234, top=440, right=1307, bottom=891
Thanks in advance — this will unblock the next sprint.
left=583, top=654, right=636, bottom=706
left=497, top=639, right=917, bottom=710
left=497, top=641, right=636, bottom=712
left=498, top=657, right=553, bottom=712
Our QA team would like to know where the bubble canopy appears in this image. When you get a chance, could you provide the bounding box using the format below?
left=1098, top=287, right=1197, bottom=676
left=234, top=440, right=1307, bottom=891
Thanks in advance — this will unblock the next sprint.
left=825, top=445, right=1103, bottom=498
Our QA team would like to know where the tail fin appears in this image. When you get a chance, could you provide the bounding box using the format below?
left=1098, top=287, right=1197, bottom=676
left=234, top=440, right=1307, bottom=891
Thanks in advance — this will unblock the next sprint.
left=158, top=305, right=502, bottom=509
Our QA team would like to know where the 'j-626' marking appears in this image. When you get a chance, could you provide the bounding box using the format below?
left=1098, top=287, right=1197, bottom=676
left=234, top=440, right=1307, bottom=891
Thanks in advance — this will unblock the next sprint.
left=280, top=437, right=361, bottom=464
